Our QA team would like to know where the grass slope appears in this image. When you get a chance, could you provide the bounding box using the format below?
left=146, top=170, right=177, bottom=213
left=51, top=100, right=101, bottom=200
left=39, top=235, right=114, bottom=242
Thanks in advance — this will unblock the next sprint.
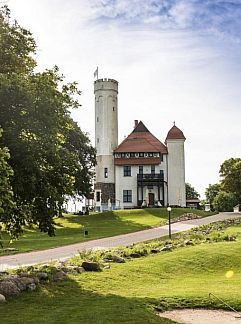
left=0, top=208, right=214, bottom=255
left=1, top=222, right=241, bottom=323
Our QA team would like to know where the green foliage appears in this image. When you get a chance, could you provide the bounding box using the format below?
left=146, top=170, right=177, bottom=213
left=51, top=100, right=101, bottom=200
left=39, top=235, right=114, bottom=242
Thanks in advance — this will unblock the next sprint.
left=185, top=182, right=200, bottom=199
left=220, top=158, right=241, bottom=203
left=0, top=6, right=36, bottom=74
left=213, top=191, right=239, bottom=212
left=0, top=6, right=95, bottom=237
left=0, top=129, right=26, bottom=241
left=205, top=183, right=220, bottom=208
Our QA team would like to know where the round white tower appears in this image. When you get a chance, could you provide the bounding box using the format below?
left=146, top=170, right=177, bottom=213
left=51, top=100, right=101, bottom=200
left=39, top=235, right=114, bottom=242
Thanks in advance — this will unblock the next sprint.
left=94, top=78, right=118, bottom=207
left=165, top=124, right=186, bottom=207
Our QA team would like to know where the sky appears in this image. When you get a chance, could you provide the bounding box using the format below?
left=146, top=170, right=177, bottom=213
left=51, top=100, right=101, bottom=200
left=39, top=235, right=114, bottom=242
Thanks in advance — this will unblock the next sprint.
left=6, top=0, right=241, bottom=198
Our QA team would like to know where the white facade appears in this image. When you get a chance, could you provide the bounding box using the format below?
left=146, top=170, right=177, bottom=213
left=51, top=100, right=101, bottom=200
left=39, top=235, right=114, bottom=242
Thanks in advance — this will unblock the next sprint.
left=115, top=158, right=168, bottom=208
left=94, top=77, right=186, bottom=210
left=166, top=139, right=186, bottom=207
left=94, top=79, right=118, bottom=184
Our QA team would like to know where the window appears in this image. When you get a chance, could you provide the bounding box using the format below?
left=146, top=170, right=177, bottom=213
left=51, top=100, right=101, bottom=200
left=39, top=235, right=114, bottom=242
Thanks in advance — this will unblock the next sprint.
left=97, top=138, right=99, bottom=143
left=123, top=166, right=131, bottom=177
left=130, top=152, right=135, bottom=158
left=123, top=190, right=132, bottom=203
left=151, top=165, right=155, bottom=174
left=160, top=170, right=164, bottom=179
left=139, top=165, right=143, bottom=174
left=160, top=154, right=163, bottom=162
left=96, top=191, right=101, bottom=202
left=139, top=152, right=144, bottom=157
left=113, top=107, right=115, bottom=111
left=97, top=117, right=99, bottom=122
left=104, top=168, right=108, bottom=178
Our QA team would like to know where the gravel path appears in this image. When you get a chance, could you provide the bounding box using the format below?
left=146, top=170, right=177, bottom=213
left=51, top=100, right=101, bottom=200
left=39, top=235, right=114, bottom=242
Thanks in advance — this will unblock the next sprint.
left=160, top=309, right=241, bottom=323
left=0, top=212, right=240, bottom=270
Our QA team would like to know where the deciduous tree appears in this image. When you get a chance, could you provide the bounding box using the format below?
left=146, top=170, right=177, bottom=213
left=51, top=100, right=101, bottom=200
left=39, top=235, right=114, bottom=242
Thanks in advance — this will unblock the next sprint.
left=220, top=158, right=241, bottom=202
left=185, top=183, right=200, bottom=199
left=0, top=6, right=95, bottom=237
left=205, top=183, right=220, bottom=208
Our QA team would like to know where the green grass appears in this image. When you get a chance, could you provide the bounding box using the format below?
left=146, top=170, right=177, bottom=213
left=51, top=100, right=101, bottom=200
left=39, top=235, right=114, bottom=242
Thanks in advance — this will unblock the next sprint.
left=0, top=208, right=214, bottom=255
left=1, top=220, right=240, bottom=323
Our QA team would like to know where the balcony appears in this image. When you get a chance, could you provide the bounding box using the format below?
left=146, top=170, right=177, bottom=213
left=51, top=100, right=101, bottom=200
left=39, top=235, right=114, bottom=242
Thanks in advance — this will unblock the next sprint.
left=137, top=173, right=164, bottom=182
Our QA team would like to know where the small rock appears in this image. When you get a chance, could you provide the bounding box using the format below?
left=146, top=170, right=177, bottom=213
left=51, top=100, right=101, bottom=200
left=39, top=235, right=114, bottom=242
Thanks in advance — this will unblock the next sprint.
left=0, top=294, right=6, bottom=303
left=82, top=261, right=100, bottom=271
left=0, top=281, right=20, bottom=297
left=10, top=278, right=27, bottom=291
left=103, top=263, right=110, bottom=269
left=60, top=267, right=69, bottom=273
left=36, top=272, right=48, bottom=281
left=109, top=255, right=125, bottom=263
left=151, top=249, right=159, bottom=254
left=76, top=267, right=85, bottom=274
left=52, top=271, right=67, bottom=281
left=19, top=276, right=35, bottom=286
left=130, top=253, right=142, bottom=258
left=184, top=240, right=194, bottom=246
left=27, top=283, right=36, bottom=291
left=160, top=245, right=172, bottom=252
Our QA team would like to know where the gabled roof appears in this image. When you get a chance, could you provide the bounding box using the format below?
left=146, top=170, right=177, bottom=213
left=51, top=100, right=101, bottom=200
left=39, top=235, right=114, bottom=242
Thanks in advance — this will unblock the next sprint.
left=114, top=121, right=167, bottom=153
left=166, top=125, right=186, bottom=141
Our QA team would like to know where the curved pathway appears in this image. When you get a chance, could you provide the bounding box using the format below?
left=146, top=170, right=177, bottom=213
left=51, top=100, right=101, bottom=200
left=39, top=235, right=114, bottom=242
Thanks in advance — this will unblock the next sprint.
left=0, top=212, right=240, bottom=271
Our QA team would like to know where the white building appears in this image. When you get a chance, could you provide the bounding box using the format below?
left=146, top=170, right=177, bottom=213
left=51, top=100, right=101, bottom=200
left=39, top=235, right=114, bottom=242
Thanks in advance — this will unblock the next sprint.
left=94, top=78, right=186, bottom=210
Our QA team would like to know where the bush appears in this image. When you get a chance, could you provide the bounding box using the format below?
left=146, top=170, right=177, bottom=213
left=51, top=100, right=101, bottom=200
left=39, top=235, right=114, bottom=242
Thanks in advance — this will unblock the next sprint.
left=213, top=191, right=239, bottom=212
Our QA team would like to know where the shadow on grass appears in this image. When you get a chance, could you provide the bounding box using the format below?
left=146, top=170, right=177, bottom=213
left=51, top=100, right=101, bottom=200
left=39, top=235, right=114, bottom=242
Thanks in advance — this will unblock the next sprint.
left=0, top=212, right=152, bottom=256
left=54, top=211, right=152, bottom=236
left=0, top=275, right=173, bottom=324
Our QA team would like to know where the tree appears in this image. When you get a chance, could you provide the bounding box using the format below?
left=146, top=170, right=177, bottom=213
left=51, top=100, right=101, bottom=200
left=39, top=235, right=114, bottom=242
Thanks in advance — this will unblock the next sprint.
left=0, top=6, right=36, bottom=74
left=213, top=191, right=239, bottom=212
left=0, top=129, right=25, bottom=242
left=205, top=183, right=220, bottom=208
left=220, top=158, right=241, bottom=203
left=0, top=6, right=96, bottom=237
left=185, top=183, right=200, bottom=199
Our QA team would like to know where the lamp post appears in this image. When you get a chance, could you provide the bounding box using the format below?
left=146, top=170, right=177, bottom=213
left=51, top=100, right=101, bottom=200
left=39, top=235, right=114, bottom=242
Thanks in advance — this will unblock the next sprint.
left=167, top=206, right=172, bottom=239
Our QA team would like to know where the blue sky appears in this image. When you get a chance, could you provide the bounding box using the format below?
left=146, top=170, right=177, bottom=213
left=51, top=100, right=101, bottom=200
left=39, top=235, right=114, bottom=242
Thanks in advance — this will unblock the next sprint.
left=7, top=0, right=241, bottom=197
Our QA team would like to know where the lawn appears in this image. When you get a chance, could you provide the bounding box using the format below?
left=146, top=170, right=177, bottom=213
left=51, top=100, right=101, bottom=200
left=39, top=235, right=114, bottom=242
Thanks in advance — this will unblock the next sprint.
left=1, top=220, right=241, bottom=323
left=0, top=208, right=215, bottom=255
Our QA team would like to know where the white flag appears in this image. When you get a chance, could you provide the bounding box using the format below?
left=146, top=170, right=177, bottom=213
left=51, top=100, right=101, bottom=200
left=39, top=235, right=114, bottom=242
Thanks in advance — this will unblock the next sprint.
left=94, top=67, right=98, bottom=79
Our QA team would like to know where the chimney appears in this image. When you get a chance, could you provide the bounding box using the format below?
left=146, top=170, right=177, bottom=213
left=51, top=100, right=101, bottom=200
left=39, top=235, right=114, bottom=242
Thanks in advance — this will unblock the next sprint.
left=134, top=120, right=138, bottom=128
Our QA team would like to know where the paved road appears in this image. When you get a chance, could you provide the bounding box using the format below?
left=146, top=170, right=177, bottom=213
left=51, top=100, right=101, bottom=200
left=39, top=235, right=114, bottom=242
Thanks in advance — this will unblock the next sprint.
left=0, top=212, right=240, bottom=271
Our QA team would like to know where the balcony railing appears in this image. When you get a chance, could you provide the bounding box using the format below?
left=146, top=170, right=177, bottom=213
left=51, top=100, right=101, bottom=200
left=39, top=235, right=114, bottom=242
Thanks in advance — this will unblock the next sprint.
left=137, top=173, right=164, bottom=181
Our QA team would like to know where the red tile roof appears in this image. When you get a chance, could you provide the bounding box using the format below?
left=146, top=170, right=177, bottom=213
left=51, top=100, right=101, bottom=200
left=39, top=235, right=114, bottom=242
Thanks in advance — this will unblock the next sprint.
left=166, top=125, right=186, bottom=141
left=114, top=121, right=167, bottom=154
left=114, top=157, right=161, bottom=166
